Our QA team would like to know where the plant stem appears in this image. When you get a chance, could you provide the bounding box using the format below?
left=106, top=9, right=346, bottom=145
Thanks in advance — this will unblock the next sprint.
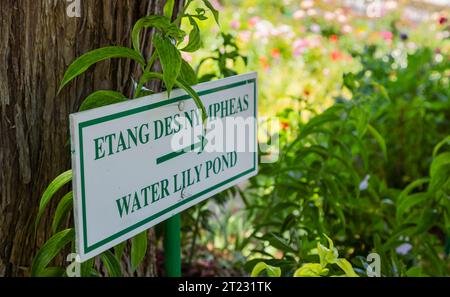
left=134, top=51, right=158, bottom=99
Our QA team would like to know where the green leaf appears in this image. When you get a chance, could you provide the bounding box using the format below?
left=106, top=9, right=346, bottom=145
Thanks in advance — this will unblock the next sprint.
left=31, top=229, right=74, bottom=276
left=153, top=33, right=182, bottom=95
left=100, top=250, right=122, bottom=277
left=36, top=170, right=72, bottom=229
left=181, top=17, right=202, bottom=52
left=52, top=191, right=73, bottom=233
left=367, top=124, right=387, bottom=160
left=317, top=235, right=339, bottom=266
left=81, top=258, right=95, bottom=277
left=176, top=79, right=208, bottom=125
left=430, top=152, right=450, bottom=178
left=294, top=263, right=329, bottom=277
left=132, top=16, right=184, bottom=53
left=40, top=267, right=66, bottom=277
left=114, top=242, right=126, bottom=262
left=335, top=259, right=358, bottom=277
left=178, top=60, right=198, bottom=85
left=405, top=266, right=428, bottom=277
left=164, top=0, right=175, bottom=19
left=131, top=231, right=148, bottom=271
left=79, top=91, right=127, bottom=112
left=432, top=136, right=450, bottom=159
left=202, top=0, right=220, bottom=25
left=59, top=47, right=145, bottom=93
left=250, top=262, right=281, bottom=277
left=396, top=193, right=429, bottom=220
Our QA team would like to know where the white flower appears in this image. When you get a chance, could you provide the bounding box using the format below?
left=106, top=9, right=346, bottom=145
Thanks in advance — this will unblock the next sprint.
left=301, top=0, right=314, bottom=9
left=294, top=10, right=305, bottom=19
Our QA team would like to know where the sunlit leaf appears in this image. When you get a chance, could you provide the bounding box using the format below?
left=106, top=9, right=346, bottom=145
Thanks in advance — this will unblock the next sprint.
left=59, top=47, right=145, bottom=93
left=250, top=262, right=281, bottom=277
left=294, top=263, right=328, bottom=277
left=181, top=17, right=202, bottom=52
left=131, top=15, right=185, bottom=54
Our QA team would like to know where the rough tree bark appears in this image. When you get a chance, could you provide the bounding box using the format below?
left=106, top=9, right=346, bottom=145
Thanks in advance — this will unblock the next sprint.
left=0, top=0, right=184, bottom=277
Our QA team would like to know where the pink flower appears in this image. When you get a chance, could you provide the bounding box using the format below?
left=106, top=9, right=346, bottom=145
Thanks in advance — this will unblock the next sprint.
left=292, top=38, right=310, bottom=56
left=181, top=52, right=192, bottom=62
left=230, top=19, right=240, bottom=30
left=248, top=16, right=260, bottom=28
left=380, top=31, right=393, bottom=41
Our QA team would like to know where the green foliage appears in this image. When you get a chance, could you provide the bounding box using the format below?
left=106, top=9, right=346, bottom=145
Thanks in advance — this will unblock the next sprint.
left=31, top=229, right=74, bottom=277
left=243, top=46, right=449, bottom=277
left=33, top=1, right=221, bottom=276
left=131, top=231, right=148, bottom=271
left=250, top=262, right=281, bottom=277
left=251, top=235, right=358, bottom=277
left=58, top=47, right=145, bottom=93
left=35, top=170, right=72, bottom=229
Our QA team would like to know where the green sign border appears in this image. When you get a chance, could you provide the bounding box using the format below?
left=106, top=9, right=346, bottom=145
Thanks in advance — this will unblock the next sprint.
left=77, top=79, right=257, bottom=253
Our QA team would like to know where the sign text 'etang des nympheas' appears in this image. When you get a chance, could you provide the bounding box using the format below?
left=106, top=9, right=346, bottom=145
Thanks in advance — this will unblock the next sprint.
left=70, top=73, right=258, bottom=261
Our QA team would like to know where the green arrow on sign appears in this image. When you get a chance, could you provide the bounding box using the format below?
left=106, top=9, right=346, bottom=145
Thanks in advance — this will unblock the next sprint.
left=156, top=135, right=208, bottom=165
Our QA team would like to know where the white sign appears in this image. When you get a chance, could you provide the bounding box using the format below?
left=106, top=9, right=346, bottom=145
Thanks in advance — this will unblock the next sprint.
left=70, top=72, right=258, bottom=261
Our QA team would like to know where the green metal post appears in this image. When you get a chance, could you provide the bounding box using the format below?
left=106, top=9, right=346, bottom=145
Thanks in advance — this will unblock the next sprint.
left=164, top=214, right=181, bottom=276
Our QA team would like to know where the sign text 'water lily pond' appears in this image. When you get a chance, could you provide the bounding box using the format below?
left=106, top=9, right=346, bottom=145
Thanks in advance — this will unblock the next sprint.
left=70, top=72, right=258, bottom=261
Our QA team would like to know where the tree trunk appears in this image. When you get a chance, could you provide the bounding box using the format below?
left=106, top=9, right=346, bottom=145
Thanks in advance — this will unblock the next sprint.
left=0, top=0, right=184, bottom=277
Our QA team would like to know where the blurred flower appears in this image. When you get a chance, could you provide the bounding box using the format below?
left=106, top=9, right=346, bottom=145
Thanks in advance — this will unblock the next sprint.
left=396, top=243, right=412, bottom=255
left=238, top=30, right=251, bottom=42
left=259, top=56, right=270, bottom=71
left=400, top=33, right=408, bottom=41
left=301, top=0, right=314, bottom=9
left=292, top=38, right=309, bottom=56
left=439, top=16, right=447, bottom=25
left=342, top=24, right=353, bottom=34
left=271, top=48, right=281, bottom=59
left=248, top=16, right=260, bottom=28
left=281, top=121, right=290, bottom=130
left=330, top=34, right=339, bottom=42
left=293, top=9, right=305, bottom=19
left=304, top=89, right=311, bottom=96
left=210, top=0, right=223, bottom=11
left=307, top=8, right=317, bottom=17
left=324, top=12, right=335, bottom=21
left=230, top=19, right=240, bottom=30
left=181, top=52, right=192, bottom=62
left=310, top=23, right=321, bottom=33
left=385, top=0, right=398, bottom=10
left=331, top=50, right=343, bottom=61
left=337, top=14, right=347, bottom=23
left=359, top=175, right=370, bottom=191
left=380, top=31, right=393, bottom=41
